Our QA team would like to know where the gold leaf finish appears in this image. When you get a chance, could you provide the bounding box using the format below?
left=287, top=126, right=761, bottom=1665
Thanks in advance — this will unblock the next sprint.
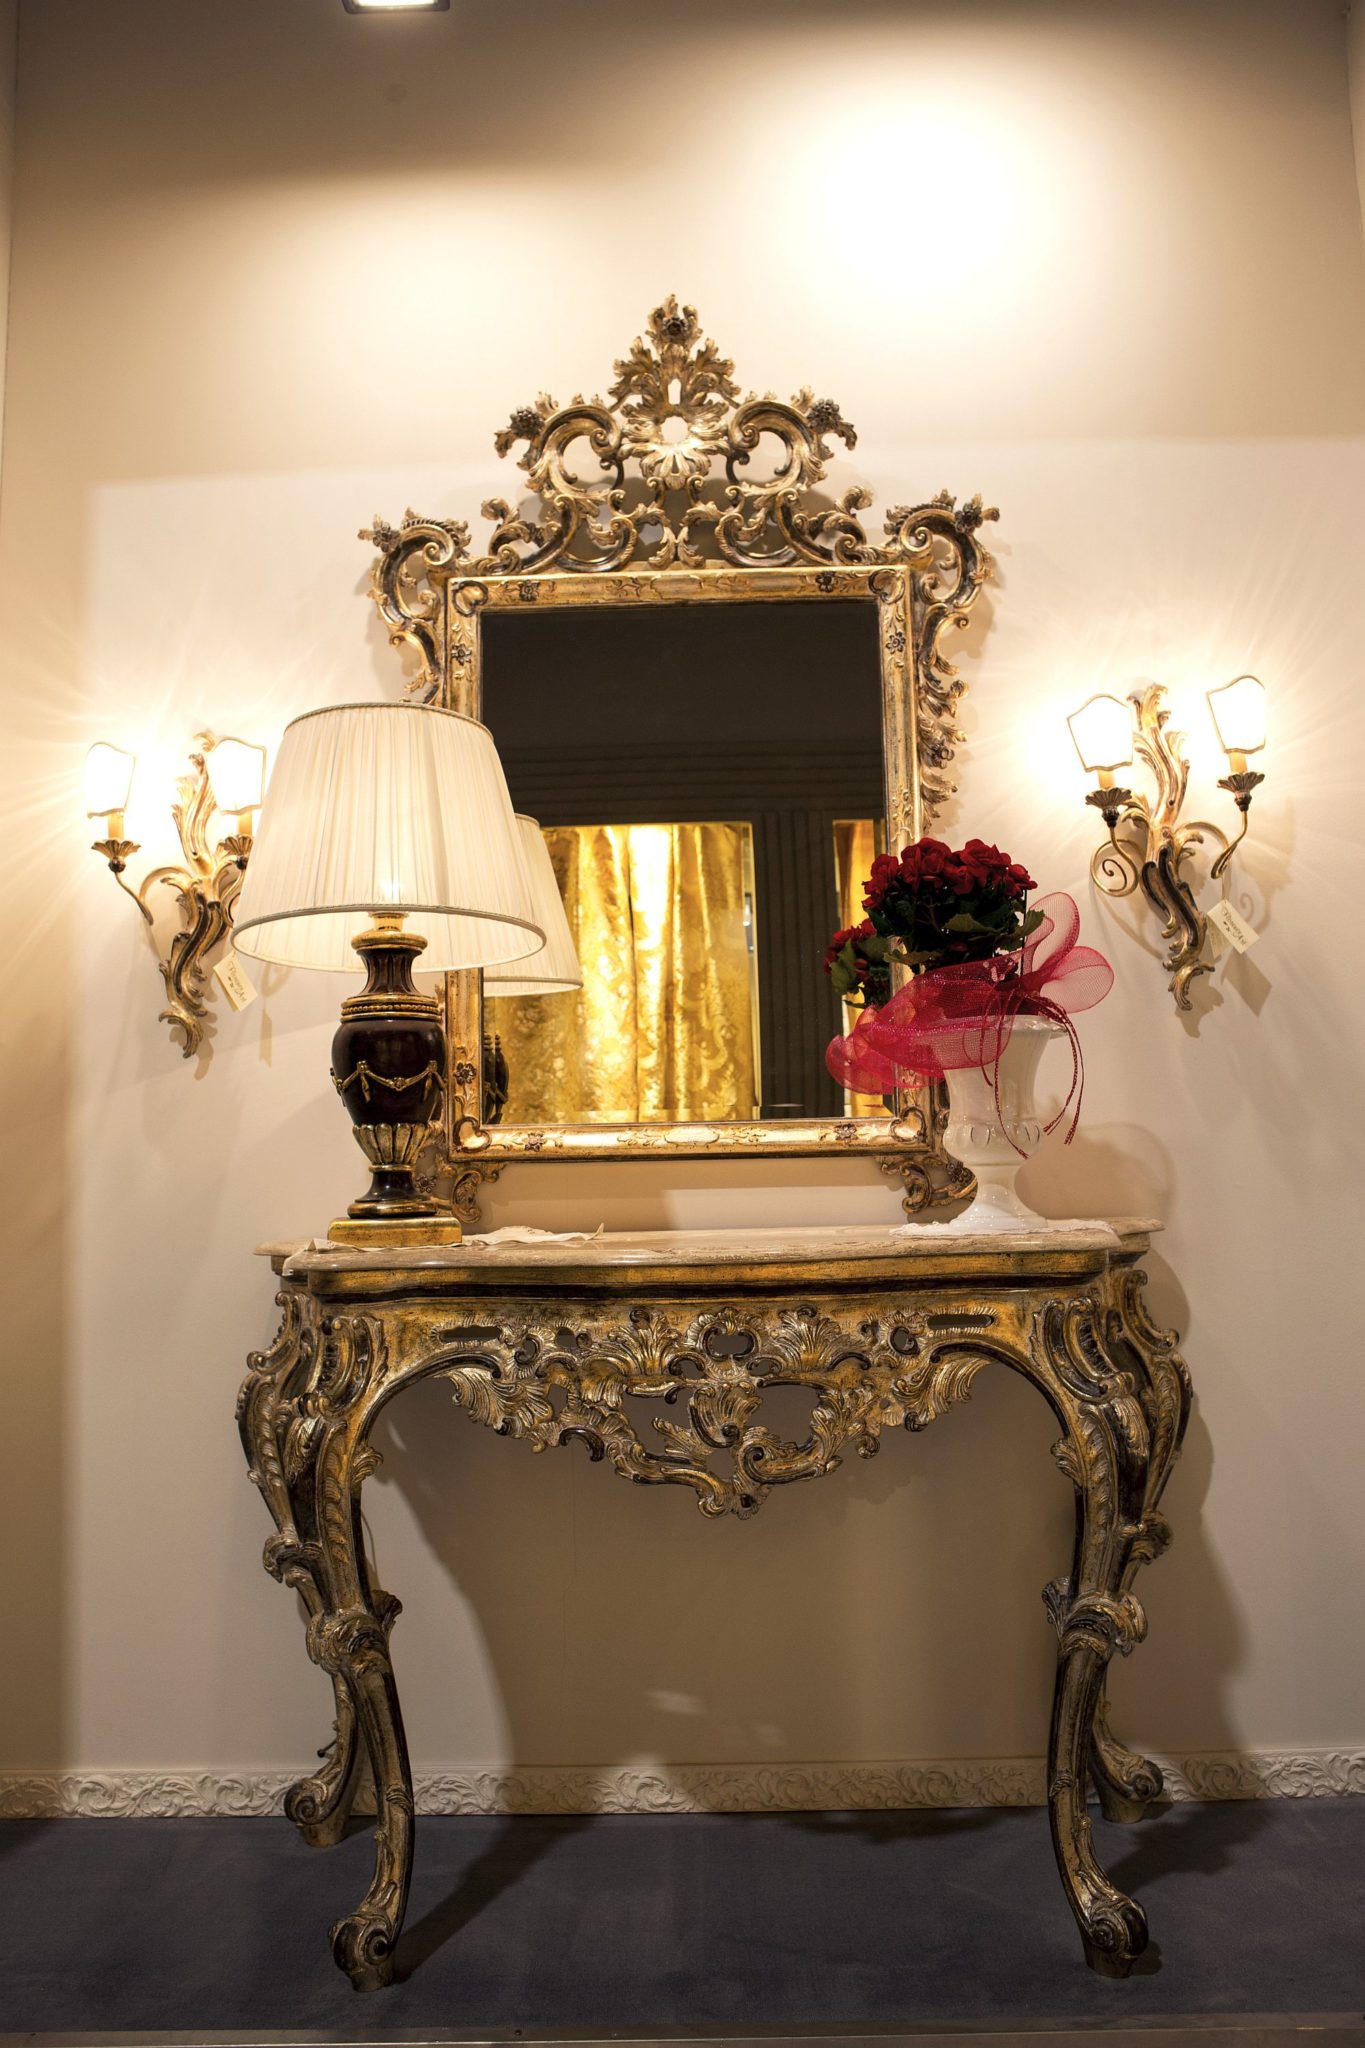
left=361, top=298, right=995, bottom=818
left=240, top=1221, right=1190, bottom=1990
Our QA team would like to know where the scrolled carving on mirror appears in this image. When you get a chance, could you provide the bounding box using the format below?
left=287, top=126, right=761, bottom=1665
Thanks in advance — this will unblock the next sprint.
left=361, top=299, right=998, bottom=1220
left=360, top=296, right=996, bottom=818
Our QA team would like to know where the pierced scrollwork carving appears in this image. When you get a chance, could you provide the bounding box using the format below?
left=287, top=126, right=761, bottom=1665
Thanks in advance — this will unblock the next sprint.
left=358, top=512, right=471, bottom=702
left=436, top=1298, right=989, bottom=1519
left=359, top=295, right=996, bottom=817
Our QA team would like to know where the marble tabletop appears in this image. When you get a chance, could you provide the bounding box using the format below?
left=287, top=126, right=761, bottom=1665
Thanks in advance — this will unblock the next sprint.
left=261, top=1216, right=1159, bottom=1286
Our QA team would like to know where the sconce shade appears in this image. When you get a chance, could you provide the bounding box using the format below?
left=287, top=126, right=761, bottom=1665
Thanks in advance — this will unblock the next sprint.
left=483, top=817, right=584, bottom=996
left=1207, top=674, right=1267, bottom=758
left=85, top=742, right=136, bottom=818
left=1067, top=694, right=1135, bottom=775
left=231, top=703, right=546, bottom=974
left=206, top=737, right=267, bottom=815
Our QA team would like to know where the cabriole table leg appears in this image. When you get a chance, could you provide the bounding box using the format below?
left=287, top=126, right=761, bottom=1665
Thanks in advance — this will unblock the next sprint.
left=1036, top=1292, right=1163, bottom=1975
left=239, top=1297, right=366, bottom=1852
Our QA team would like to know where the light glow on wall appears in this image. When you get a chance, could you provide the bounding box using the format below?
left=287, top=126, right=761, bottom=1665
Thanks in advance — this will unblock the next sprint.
left=774, top=71, right=1093, bottom=328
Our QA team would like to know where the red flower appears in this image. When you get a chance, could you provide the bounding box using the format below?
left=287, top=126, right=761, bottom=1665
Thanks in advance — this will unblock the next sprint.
left=900, top=837, right=951, bottom=884
left=825, top=917, right=876, bottom=967
left=862, top=852, right=902, bottom=911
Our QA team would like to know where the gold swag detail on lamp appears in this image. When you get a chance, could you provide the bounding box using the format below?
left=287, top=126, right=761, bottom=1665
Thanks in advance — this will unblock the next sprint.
left=231, top=703, right=545, bottom=1246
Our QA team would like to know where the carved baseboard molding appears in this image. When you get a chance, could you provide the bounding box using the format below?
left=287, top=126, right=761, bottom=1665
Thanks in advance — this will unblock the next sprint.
left=2, top=1748, right=1363, bottom=1818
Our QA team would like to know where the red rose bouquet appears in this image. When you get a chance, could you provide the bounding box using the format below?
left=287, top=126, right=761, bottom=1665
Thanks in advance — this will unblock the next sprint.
left=824, top=837, right=1112, bottom=1146
left=826, top=837, right=1043, bottom=1007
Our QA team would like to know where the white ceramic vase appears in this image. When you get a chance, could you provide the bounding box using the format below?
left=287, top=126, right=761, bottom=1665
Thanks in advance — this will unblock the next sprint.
left=943, top=1015, right=1063, bottom=1226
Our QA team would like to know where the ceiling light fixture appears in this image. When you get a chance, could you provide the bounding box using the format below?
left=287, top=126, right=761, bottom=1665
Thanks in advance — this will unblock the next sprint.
left=342, top=0, right=449, bottom=13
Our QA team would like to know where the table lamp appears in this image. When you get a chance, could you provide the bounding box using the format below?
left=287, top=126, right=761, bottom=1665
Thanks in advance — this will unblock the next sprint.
left=232, top=702, right=545, bottom=1246
left=482, top=816, right=583, bottom=996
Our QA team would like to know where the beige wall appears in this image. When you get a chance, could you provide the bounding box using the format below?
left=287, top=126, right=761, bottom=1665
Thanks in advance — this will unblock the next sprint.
left=2, top=0, right=1364, bottom=1787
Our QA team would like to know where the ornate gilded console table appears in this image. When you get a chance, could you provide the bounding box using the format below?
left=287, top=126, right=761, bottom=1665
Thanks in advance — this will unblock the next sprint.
left=239, top=1219, right=1191, bottom=1993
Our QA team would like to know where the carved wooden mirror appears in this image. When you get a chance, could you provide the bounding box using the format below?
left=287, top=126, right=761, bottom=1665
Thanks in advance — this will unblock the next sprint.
left=362, top=298, right=997, bottom=1223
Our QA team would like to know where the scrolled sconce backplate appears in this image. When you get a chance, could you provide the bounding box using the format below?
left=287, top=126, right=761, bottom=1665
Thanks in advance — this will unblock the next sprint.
left=1082, top=684, right=1264, bottom=1011
left=90, top=732, right=257, bottom=1058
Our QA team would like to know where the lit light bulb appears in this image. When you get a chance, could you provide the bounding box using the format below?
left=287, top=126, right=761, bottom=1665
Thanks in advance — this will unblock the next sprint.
left=84, top=742, right=136, bottom=825
left=206, top=737, right=267, bottom=820
left=342, top=0, right=448, bottom=11
left=1066, top=694, right=1135, bottom=788
left=1206, top=675, right=1267, bottom=776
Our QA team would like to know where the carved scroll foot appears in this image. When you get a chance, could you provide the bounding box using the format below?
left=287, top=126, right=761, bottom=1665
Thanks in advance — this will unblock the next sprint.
left=1084, top=1925, right=1146, bottom=1980
left=285, top=1693, right=364, bottom=1847
left=311, top=1595, right=415, bottom=1992
left=1091, top=1698, right=1164, bottom=1823
left=1046, top=1589, right=1151, bottom=1976
left=328, top=1774, right=413, bottom=1992
left=1092, top=1784, right=1149, bottom=1828
left=332, top=1888, right=401, bottom=1992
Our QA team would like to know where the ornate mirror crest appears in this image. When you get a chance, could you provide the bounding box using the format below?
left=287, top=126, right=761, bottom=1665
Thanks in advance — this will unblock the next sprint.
left=361, top=296, right=997, bottom=817
left=359, top=299, right=999, bottom=1223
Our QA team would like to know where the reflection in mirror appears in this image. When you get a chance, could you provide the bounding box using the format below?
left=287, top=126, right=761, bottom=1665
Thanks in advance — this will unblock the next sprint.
left=481, top=600, right=887, bottom=1124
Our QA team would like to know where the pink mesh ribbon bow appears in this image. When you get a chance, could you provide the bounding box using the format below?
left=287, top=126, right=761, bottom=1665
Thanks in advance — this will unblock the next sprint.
left=826, top=892, right=1113, bottom=1143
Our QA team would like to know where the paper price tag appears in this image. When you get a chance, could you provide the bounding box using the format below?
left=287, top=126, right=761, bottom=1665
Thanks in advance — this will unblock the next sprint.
left=1207, top=900, right=1258, bottom=955
left=213, top=953, right=259, bottom=1011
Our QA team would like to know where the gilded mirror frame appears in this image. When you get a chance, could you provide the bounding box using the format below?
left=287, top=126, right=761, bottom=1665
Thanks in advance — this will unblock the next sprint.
left=360, top=298, right=998, bottom=1220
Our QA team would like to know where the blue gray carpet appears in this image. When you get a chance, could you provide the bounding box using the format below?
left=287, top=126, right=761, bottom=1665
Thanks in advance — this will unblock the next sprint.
left=1, top=1799, right=1362, bottom=2033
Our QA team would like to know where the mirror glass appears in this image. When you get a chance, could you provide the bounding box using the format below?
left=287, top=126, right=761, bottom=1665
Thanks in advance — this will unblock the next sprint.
left=480, top=599, right=888, bottom=1125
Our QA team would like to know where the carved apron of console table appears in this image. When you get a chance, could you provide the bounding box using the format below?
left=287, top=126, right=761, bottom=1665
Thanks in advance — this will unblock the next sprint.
left=238, top=1219, right=1191, bottom=1993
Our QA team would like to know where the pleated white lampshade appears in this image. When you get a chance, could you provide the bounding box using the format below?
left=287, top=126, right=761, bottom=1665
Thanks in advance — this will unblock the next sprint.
left=232, top=703, right=547, bottom=973
left=483, top=816, right=583, bottom=996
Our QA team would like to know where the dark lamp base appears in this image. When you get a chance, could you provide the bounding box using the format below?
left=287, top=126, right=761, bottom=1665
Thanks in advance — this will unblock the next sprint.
left=329, top=918, right=453, bottom=1245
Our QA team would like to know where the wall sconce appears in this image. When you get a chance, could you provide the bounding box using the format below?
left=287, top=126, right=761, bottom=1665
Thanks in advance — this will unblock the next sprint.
left=1068, top=678, right=1267, bottom=1011
left=86, top=731, right=267, bottom=1057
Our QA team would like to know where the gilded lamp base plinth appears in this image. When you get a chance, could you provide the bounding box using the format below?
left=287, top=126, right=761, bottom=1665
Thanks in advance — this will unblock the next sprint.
left=326, top=1214, right=464, bottom=1248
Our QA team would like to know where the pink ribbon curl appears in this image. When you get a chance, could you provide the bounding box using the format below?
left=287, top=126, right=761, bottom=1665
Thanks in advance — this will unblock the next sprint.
left=826, top=892, right=1113, bottom=1145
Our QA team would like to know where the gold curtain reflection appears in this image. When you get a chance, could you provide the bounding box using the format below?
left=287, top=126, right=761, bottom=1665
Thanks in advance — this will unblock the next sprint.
left=487, top=822, right=759, bottom=1124
left=832, top=817, right=888, bottom=1119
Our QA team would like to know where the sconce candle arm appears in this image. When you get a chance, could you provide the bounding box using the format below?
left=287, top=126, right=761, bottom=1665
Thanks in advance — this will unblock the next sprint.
left=92, top=837, right=156, bottom=926
left=1085, top=787, right=1144, bottom=898
left=1209, top=770, right=1264, bottom=882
